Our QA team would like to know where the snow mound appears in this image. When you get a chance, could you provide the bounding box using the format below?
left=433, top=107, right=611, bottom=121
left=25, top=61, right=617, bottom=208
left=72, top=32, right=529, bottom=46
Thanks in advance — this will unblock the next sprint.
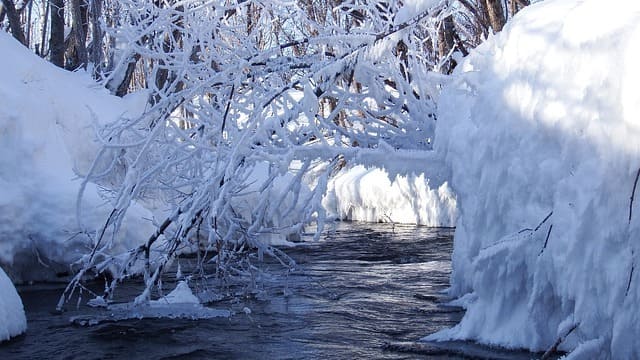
left=0, top=266, right=27, bottom=341
left=323, top=165, right=456, bottom=226
left=0, top=32, right=154, bottom=282
left=428, top=0, right=640, bottom=357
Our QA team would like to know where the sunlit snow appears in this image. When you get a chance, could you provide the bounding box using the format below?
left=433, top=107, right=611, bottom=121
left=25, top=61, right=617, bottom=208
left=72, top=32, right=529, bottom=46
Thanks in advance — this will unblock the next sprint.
left=1, top=0, right=638, bottom=356
left=0, top=32, right=156, bottom=283
left=426, top=0, right=640, bottom=357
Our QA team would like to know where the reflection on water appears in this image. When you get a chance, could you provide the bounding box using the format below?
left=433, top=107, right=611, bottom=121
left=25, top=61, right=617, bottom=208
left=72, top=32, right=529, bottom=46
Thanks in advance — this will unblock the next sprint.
left=0, top=223, right=537, bottom=359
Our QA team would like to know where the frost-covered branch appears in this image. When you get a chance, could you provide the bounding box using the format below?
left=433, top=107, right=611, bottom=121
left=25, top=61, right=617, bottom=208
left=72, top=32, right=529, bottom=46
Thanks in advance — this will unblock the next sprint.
left=59, top=0, right=464, bottom=306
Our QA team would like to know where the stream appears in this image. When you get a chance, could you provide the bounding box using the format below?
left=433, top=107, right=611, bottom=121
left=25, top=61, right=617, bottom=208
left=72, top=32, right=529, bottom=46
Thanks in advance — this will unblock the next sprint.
left=1, top=223, right=540, bottom=359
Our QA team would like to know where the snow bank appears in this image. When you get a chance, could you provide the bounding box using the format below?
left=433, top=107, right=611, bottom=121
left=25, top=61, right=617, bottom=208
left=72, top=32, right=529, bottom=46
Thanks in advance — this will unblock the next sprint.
left=0, top=32, right=154, bottom=282
left=428, top=0, right=640, bottom=356
left=323, top=165, right=456, bottom=226
left=0, top=266, right=26, bottom=341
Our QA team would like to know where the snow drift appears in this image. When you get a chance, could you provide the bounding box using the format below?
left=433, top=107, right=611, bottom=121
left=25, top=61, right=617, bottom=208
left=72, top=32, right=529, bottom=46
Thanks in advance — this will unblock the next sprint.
left=323, top=165, right=456, bottom=226
left=0, top=266, right=26, bottom=341
left=0, top=31, right=155, bottom=282
left=428, top=0, right=640, bottom=357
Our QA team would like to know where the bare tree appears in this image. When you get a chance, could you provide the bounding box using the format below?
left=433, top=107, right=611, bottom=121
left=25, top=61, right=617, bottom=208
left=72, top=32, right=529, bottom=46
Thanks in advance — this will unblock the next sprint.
left=65, top=0, right=89, bottom=69
left=483, top=0, right=505, bottom=32
left=49, top=0, right=64, bottom=67
left=89, top=0, right=104, bottom=76
left=438, top=14, right=457, bottom=74
left=508, top=0, right=529, bottom=18
left=1, top=0, right=26, bottom=45
left=0, top=3, right=6, bottom=25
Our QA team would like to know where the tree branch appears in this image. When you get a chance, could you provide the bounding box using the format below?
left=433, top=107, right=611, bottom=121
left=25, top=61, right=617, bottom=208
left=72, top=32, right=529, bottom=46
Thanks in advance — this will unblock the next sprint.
left=541, top=323, right=578, bottom=360
left=539, top=224, right=553, bottom=256
left=627, top=249, right=635, bottom=297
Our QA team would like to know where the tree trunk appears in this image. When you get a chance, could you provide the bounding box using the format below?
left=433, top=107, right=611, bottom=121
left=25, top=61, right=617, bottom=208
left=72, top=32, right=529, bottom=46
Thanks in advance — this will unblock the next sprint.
left=1, top=0, right=27, bottom=45
left=508, top=0, right=530, bottom=17
left=39, top=0, right=49, bottom=57
left=114, top=53, right=141, bottom=97
left=437, top=15, right=456, bottom=74
left=49, top=0, right=65, bottom=68
left=483, top=0, right=505, bottom=32
left=153, top=4, right=185, bottom=104
left=67, top=0, right=88, bottom=69
left=0, top=4, right=6, bottom=24
left=89, top=0, right=103, bottom=77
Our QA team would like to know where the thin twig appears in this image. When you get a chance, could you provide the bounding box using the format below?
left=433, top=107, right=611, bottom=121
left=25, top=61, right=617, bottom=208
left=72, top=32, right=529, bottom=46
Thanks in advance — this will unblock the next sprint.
left=626, top=249, right=634, bottom=297
left=541, top=323, right=578, bottom=360
left=535, top=211, right=553, bottom=231
left=539, top=224, right=553, bottom=256
left=220, top=83, right=235, bottom=132
left=629, top=168, right=640, bottom=224
left=519, top=211, right=553, bottom=234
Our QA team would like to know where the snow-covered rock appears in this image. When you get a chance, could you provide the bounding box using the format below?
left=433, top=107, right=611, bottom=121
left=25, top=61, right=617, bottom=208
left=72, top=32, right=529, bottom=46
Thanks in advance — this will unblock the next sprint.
left=427, top=0, right=640, bottom=357
left=0, top=32, right=155, bottom=282
left=323, top=165, right=456, bottom=226
left=0, top=266, right=27, bottom=341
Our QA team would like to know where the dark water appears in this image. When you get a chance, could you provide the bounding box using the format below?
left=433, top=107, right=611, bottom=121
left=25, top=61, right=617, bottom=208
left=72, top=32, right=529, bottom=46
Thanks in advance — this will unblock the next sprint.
left=0, top=223, right=537, bottom=359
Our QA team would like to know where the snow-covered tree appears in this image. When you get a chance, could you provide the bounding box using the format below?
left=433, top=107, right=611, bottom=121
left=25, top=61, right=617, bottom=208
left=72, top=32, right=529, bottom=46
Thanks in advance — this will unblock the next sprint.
left=55, top=0, right=464, bottom=307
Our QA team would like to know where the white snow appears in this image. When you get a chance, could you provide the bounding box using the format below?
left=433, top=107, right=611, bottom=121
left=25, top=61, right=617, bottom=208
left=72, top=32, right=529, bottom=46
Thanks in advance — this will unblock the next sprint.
left=0, top=32, right=155, bottom=282
left=427, top=0, right=640, bottom=357
left=0, top=265, right=26, bottom=341
left=395, top=0, right=439, bottom=25
left=323, top=165, right=456, bottom=226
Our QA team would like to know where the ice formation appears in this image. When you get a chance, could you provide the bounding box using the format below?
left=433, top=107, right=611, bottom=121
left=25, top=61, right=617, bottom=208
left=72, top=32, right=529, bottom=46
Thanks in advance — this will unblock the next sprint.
left=72, top=281, right=230, bottom=326
left=427, top=0, right=640, bottom=357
